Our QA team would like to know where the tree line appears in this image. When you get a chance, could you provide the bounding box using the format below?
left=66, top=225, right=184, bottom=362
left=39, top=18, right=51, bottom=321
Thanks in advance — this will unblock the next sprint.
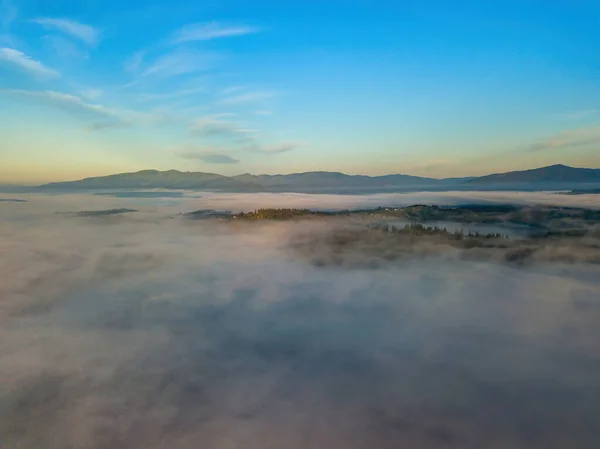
left=234, top=208, right=318, bottom=220
left=370, top=223, right=509, bottom=240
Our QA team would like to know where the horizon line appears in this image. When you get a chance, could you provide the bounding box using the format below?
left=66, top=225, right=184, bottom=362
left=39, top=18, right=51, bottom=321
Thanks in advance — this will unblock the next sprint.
left=40, top=163, right=599, bottom=184
left=2, top=163, right=599, bottom=186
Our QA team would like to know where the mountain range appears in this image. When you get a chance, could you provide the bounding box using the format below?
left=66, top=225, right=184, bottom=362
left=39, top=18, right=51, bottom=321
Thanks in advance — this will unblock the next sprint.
left=30, top=164, right=600, bottom=193
left=467, top=164, right=600, bottom=184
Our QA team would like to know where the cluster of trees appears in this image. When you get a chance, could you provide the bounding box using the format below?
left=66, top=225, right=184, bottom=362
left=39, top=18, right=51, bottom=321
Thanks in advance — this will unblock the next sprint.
left=371, top=223, right=508, bottom=240
left=228, top=209, right=509, bottom=241
left=234, top=208, right=316, bottom=220
left=76, top=208, right=137, bottom=217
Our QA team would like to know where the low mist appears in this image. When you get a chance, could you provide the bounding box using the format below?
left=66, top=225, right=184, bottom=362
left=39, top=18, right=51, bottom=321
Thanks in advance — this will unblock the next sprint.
left=1, top=192, right=600, bottom=449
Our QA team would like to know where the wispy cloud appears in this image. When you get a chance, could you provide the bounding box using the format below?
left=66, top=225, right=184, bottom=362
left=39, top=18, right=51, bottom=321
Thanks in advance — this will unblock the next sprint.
left=221, top=85, right=248, bottom=95
left=220, top=90, right=276, bottom=105
left=245, top=141, right=302, bottom=155
left=189, top=115, right=255, bottom=137
left=154, top=102, right=208, bottom=118
left=529, top=126, right=600, bottom=152
left=254, top=110, right=272, bottom=116
left=141, top=50, right=218, bottom=79
left=42, top=35, right=88, bottom=59
left=260, top=142, right=301, bottom=154
left=31, top=18, right=101, bottom=46
left=0, top=89, right=148, bottom=130
left=134, top=86, right=206, bottom=102
left=231, top=126, right=261, bottom=144
left=84, top=120, right=131, bottom=132
left=190, top=116, right=240, bottom=136
left=0, top=48, right=59, bottom=78
left=1, top=89, right=119, bottom=118
left=188, top=116, right=272, bottom=149
left=124, top=50, right=145, bottom=72
left=80, top=89, right=103, bottom=101
left=179, top=149, right=240, bottom=164
left=170, top=22, right=260, bottom=44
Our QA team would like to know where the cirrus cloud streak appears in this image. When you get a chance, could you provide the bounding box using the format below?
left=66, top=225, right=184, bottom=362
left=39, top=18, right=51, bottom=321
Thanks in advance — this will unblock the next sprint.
left=170, top=22, right=261, bottom=44
left=0, top=47, right=59, bottom=78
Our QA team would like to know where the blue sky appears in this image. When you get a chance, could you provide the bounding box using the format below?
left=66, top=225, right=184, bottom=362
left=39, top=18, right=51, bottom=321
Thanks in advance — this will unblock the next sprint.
left=1, top=0, right=599, bottom=183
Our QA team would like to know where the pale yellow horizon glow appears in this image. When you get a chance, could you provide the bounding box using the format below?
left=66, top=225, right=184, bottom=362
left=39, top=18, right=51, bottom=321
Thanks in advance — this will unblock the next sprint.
left=2, top=125, right=599, bottom=184
left=2, top=152, right=600, bottom=185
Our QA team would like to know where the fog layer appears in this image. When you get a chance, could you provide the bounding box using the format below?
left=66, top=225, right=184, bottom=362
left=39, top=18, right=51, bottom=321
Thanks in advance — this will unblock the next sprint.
left=1, top=193, right=599, bottom=449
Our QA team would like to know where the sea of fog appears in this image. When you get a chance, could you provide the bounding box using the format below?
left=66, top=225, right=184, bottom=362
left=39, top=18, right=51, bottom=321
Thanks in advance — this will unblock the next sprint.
left=1, top=190, right=600, bottom=449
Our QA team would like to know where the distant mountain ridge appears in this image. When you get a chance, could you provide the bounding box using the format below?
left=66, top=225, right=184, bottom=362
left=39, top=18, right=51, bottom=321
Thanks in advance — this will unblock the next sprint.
left=36, top=164, right=600, bottom=193
left=467, top=164, right=600, bottom=184
left=40, top=169, right=454, bottom=191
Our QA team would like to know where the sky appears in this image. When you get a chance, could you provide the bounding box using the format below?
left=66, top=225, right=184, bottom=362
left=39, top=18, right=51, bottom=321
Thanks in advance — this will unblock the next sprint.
left=0, top=0, right=599, bottom=183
